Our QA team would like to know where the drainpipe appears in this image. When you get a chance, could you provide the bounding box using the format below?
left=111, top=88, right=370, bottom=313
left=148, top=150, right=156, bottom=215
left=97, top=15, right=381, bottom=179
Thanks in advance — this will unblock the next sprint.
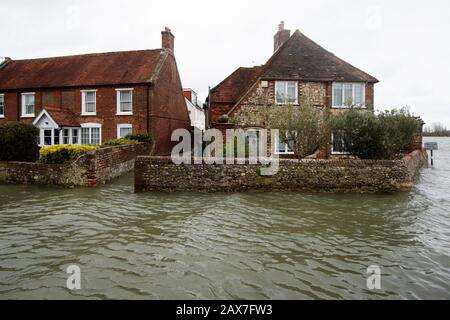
left=207, top=86, right=211, bottom=129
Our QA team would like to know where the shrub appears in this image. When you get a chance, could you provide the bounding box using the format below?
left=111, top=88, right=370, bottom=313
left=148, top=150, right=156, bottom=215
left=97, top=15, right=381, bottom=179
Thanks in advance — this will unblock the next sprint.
left=378, top=109, right=420, bottom=157
left=39, top=145, right=98, bottom=164
left=331, top=108, right=420, bottom=159
left=125, top=133, right=152, bottom=143
left=0, top=122, right=40, bottom=162
left=102, top=138, right=137, bottom=147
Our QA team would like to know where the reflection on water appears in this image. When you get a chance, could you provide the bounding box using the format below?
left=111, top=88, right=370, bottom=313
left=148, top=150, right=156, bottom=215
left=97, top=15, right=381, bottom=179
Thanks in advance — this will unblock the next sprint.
left=1, top=137, right=450, bottom=299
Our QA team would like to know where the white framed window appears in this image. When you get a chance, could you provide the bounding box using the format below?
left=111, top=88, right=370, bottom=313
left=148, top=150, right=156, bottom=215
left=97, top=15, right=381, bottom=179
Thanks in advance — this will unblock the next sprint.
left=117, top=124, right=132, bottom=138
left=275, top=81, right=298, bottom=105
left=116, top=88, right=133, bottom=115
left=21, top=93, right=35, bottom=117
left=0, top=94, right=4, bottom=118
left=274, top=131, right=295, bottom=155
left=80, top=123, right=101, bottom=145
left=332, top=83, right=365, bottom=108
left=81, top=90, right=97, bottom=116
left=331, top=131, right=350, bottom=155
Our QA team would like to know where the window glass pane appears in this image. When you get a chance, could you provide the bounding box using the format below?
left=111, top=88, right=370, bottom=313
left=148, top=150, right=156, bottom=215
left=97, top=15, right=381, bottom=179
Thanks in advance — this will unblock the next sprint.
left=44, top=129, right=52, bottom=145
left=54, top=129, right=60, bottom=145
left=85, top=102, right=95, bottom=113
left=119, top=127, right=132, bottom=138
left=120, top=101, right=132, bottom=112
left=84, top=92, right=96, bottom=113
left=354, top=83, right=364, bottom=105
left=120, top=91, right=131, bottom=102
left=275, top=81, right=286, bottom=104
left=85, top=92, right=95, bottom=103
left=0, top=96, right=4, bottom=115
left=287, top=82, right=297, bottom=103
left=332, top=131, right=347, bottom=153
left=277, top=135, right=286, bottom=153
left=91, top=128, right=100, bottom=145
left=63, top=129, right=70, bottom=144
left=72, top=129, right=79, bottom=144
left=81, top=128, right=89, bottom=144
left=333, top=83, right=343, bottom=106
left=24, top=94, right=35, bottom=115
left=343, top=84, right=353, bottom=106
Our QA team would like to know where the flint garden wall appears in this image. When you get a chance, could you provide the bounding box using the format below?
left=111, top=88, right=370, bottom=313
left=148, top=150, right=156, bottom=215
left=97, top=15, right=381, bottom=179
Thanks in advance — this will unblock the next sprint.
left=135, top=150, right=427, bottom=193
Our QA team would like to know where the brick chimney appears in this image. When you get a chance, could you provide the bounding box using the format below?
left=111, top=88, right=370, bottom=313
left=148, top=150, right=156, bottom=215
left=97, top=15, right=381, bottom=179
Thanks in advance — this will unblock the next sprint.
left=273, top=21, right=291, bottom=52
left=161, top=27, right=175, bottom=52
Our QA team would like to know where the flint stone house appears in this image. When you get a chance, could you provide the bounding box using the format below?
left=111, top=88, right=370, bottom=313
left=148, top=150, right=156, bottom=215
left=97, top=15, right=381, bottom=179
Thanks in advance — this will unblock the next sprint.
left=208, top=22, right=379, bottom=157
left=0, top=27, right=190, bottom=155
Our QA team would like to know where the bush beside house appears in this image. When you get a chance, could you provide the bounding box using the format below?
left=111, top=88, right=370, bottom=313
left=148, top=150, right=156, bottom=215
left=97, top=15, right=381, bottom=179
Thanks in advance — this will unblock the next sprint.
left=331, top=108, right=420, bottom=159
left=0, top=122, right=40, bottom=162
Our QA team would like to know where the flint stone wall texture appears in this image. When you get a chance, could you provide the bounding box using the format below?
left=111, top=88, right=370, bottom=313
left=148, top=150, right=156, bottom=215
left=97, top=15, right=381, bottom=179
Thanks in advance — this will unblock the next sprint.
left=135, top=150, right=426, bottom=193
left=0, top=143, right=151, bottom=187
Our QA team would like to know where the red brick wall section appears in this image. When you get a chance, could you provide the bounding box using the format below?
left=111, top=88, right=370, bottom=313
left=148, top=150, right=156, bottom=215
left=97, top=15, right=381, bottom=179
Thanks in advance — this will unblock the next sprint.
left=0, top=85, right=150, bottom=142
left=148, top=52, right=190, bottom=156
left=0, top=143, right=152, bottom=187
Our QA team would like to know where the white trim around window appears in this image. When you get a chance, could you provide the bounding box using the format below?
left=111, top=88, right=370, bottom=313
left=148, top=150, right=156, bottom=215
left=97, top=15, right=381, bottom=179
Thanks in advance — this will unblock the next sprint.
left=274, top=131, right=295, bottom=155
left=275, top=81, right=298, bottom=105
left=80, top=123, right=102, bottom=145
left=21, top=92, right=35, bottom=118
left=332, top=82, right=366, bottom=108
left=0, top=94, right=4, bottom=118
left=117, top=123, right=133, bottom=138
left=116, top=88, right=133, bottom=115
left=81, top=90, right=97, bottom=116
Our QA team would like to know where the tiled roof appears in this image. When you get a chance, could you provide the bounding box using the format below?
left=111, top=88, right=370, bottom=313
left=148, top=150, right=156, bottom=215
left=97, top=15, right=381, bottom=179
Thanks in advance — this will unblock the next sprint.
left=46, top=108, right=79, bottom=127
left=210, top=66, right=263, bottom=103
left=261, top=30, right=379, bottom=82
left=0, top=49, right=166, bottom=90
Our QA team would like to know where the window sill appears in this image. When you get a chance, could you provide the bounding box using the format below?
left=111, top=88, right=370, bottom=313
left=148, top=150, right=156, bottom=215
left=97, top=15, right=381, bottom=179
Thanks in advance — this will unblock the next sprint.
left=81, top=113, right=97, bottom=116
left=116, top=112, right=133, bottom=116
left=21, top=115, right=35, bottom=118
left=0, top=115, right=4, bottom=118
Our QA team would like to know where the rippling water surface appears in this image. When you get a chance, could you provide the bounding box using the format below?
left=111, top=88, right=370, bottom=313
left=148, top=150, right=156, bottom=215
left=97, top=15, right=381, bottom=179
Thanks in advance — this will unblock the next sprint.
left=1, top=137, right=450, bottom=299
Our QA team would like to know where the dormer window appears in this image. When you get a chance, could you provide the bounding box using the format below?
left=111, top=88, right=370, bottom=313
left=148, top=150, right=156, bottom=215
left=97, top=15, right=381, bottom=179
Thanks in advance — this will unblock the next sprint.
left=275, top=81, right=298, bottom=105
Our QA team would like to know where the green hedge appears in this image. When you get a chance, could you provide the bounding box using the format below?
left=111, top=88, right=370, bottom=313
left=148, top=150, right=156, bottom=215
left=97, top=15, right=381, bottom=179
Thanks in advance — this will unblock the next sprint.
left=102, top=138, right=138, bottom=147
left=331, top=108, right=420, bottom=159
left=39, top=145, right=98, bottom=164
left=125, top=133, right=152, bottom=143
left=0, top=122, right=40, bottom=162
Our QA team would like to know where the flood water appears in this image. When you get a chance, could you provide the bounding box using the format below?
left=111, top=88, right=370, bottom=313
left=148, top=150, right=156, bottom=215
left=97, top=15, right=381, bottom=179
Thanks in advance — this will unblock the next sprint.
left=0, top=137, right=449, bottom=300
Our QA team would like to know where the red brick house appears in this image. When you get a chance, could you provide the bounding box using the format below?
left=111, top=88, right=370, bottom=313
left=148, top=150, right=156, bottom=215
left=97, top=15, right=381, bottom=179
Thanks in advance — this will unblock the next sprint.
left=208, top=22, right=379, bottom=157
left=0, top=27, right=190, bottom=155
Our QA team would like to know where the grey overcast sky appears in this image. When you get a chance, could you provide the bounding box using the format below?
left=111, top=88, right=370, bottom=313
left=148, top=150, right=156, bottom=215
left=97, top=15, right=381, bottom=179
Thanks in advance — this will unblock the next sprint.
left=1, top=0, right=449, bottom=127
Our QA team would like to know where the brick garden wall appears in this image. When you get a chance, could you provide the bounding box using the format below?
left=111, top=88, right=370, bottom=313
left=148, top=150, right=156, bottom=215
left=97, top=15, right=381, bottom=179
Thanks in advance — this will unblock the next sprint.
left=0, top=143, right=152, bottom=187
left=135, top=150, right=427, bottom=193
